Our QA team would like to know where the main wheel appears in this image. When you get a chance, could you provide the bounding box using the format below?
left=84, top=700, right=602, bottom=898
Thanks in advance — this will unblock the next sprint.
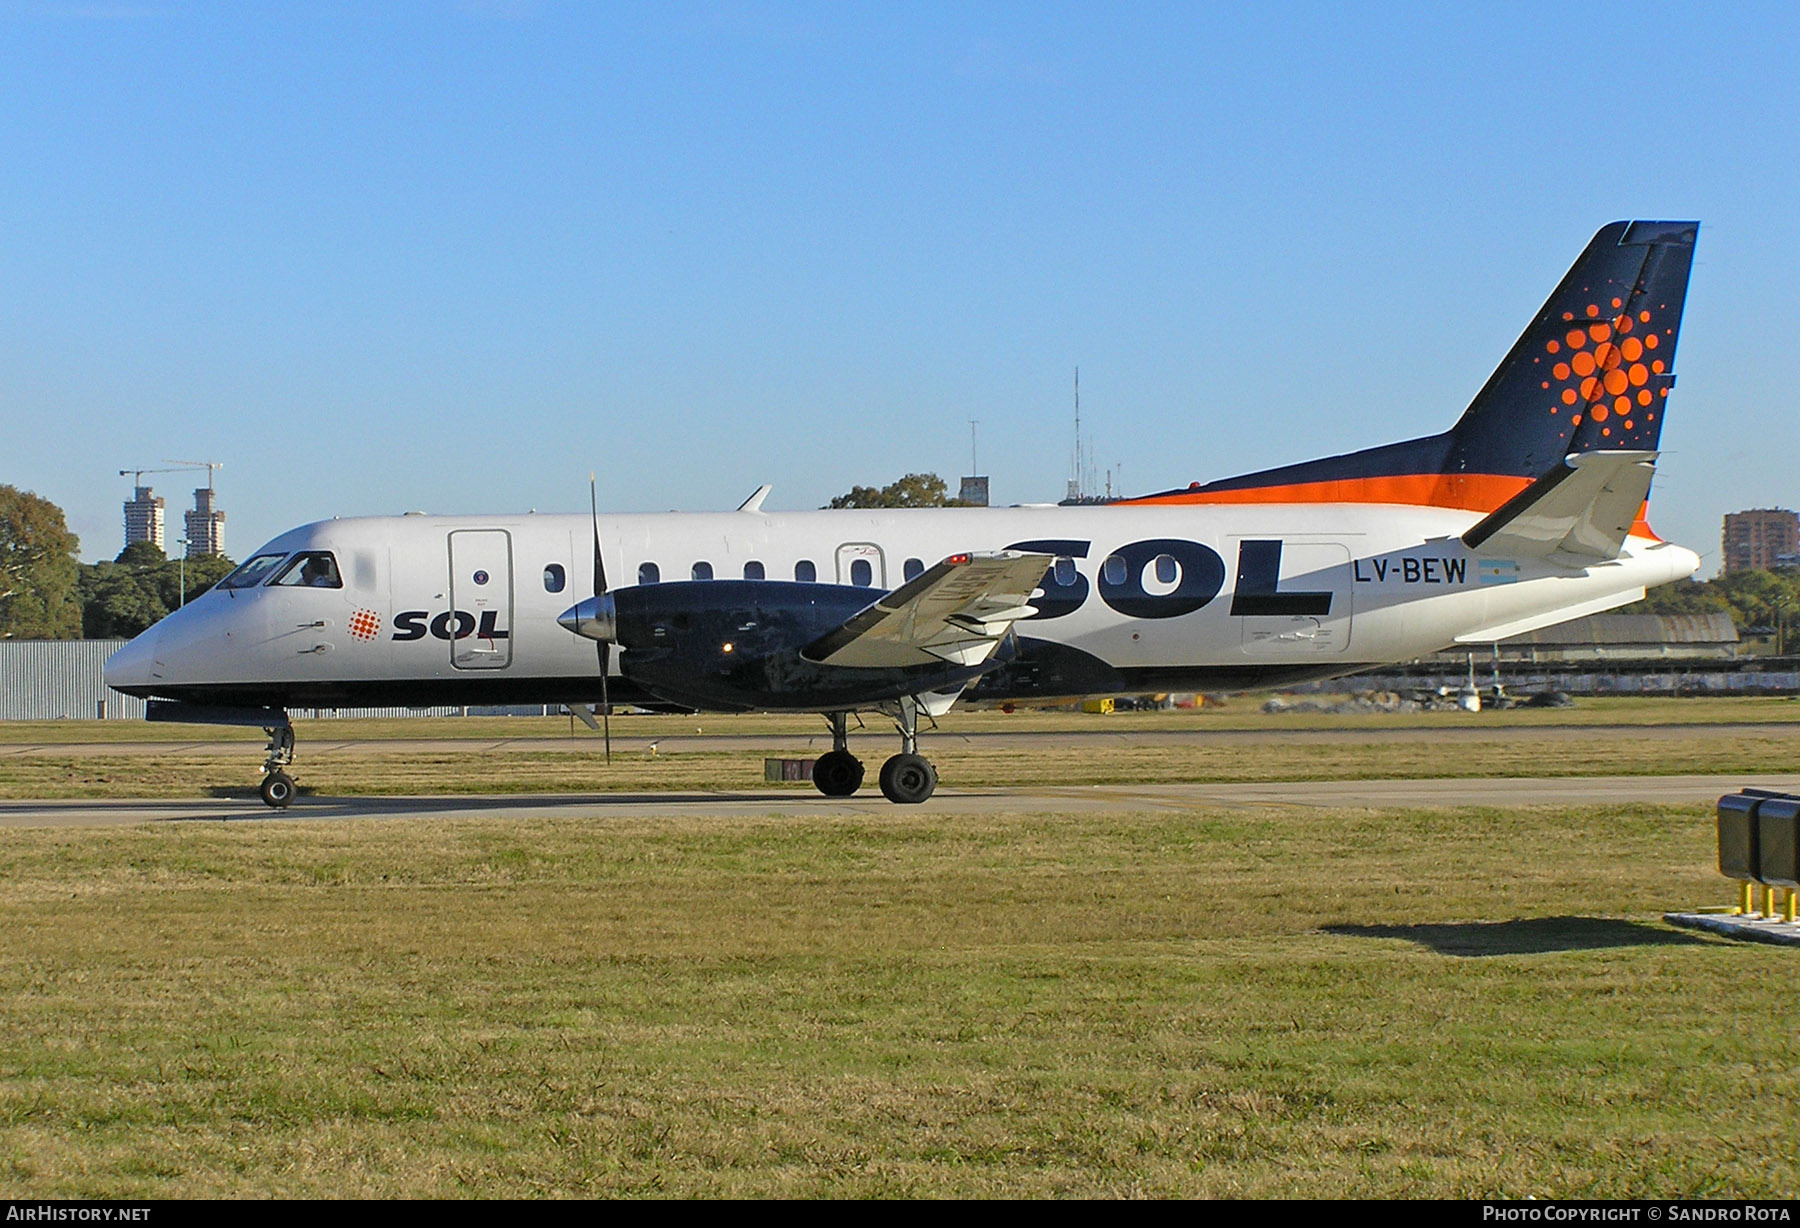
left=813, top=749, right=864, bottom=797
left=878, top=753, right=937, bottom=804
left=259, top=771, right=295, bottom=809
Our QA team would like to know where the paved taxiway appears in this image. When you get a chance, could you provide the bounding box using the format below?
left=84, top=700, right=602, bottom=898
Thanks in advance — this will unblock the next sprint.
left=7, top=774, right=1798, bottom=828
left=7, top=721, right=1799, bottom=761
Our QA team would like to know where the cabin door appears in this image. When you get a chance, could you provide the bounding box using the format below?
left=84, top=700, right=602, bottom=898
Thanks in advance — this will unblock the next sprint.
left=1230, top=539, right=1354, bottom=656
left=447, top=529, right=515, bottom=669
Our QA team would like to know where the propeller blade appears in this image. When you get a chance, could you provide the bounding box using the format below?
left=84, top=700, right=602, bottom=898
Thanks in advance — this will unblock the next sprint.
left=590, top=473, right=611, bottom=763
left=590, top=473, right=606, bottom=596
left=600, top=659, right=612, bottom=764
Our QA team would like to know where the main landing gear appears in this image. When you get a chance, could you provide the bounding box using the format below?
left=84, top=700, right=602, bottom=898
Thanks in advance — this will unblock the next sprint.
left=259, top=722, right=297, bottom=809
left=812, top=713, right=865, bottom=797
left=811, top=699, right=939, bottom=805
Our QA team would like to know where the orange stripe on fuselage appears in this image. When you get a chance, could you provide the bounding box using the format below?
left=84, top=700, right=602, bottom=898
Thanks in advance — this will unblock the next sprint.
left=1118, top=473, right=1665, bottom=544
left=1117, top=473, right=1531, bottom=512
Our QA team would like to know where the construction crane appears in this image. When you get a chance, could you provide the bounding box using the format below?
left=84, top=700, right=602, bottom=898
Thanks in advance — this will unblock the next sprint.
left=118, top=460, right=223, bottom=488
left=164, top=459, right=223, bottom=491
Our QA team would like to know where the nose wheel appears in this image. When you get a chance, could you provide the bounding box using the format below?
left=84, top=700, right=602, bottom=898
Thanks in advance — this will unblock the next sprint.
left=259, top=771, right=296, bottom=808
left=259, top=722, right=297, bottom=809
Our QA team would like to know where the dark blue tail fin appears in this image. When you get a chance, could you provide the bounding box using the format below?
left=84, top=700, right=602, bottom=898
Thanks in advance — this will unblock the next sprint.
left=1130, top=221, right=1698, bottom=511
left=1446, top=219, right=1696, bottom=475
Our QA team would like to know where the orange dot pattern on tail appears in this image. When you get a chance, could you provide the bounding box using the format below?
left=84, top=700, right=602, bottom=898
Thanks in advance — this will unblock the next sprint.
left=1540, top=299, right=1671, bottom=443
left=349, top=609, right=382, bottom=642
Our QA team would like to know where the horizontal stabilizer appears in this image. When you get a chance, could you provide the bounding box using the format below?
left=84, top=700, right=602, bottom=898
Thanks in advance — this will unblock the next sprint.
left=1461, top=450, right=1657, bottom=564
left=803, top=551, right=1053, bottom=669
left=1452, top=588, right=1646, bottom=644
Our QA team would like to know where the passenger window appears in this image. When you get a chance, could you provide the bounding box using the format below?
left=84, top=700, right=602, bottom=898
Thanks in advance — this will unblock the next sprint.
left=743, top=560, right=765, bottom=580
left=903, top=558, right=924, bottom=581
left=692, top=561, right=713, bottom=581
left=543, top=563, right=567, bottom=593
left=1154, top=553, right=1178, bottom=584
left=1102, top=554, right=1126, bottom=585
left=269, top=552, right=343, bottom=589
left=1054, top=557, right=1078, bottom=585
left=851, top=558, right=873, bottom=587
left=795, top=560, right=817, bottom=583
left=219, top=552, right=288, bottom=589
left=639, top=562, right=660, bottom=585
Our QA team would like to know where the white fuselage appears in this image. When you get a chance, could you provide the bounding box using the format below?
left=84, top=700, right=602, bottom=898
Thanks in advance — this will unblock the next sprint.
left=104, top=501, right=1700, bottom=710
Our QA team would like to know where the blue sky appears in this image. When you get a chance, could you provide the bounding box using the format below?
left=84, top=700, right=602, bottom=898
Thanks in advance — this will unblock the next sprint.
left=3, top=2, right=1796, bottom=573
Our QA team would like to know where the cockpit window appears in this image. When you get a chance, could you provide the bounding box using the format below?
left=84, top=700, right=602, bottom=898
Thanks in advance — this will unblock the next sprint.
left=219, top=552, right=289, bottom=589
left=269, top=552, right=344, bottom=589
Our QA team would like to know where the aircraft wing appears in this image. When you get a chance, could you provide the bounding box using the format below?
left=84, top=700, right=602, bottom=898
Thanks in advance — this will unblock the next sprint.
left=801, top=551, right=1053, bottom=669
left=1461, top=450, right=1658, bottom=565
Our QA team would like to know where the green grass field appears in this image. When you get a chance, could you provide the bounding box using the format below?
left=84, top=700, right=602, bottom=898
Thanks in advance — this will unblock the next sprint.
left=2, top=698, right=1798, bottom=1197
left=1, top=802, right=1795, bottom=1197
left=5, top=696, right=1800, bottom=800
left=6, top=694, right=1800, bottom=745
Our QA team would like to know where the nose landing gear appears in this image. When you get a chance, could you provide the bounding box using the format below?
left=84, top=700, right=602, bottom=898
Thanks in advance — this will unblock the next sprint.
left=259, top=722, right=296, bottom=809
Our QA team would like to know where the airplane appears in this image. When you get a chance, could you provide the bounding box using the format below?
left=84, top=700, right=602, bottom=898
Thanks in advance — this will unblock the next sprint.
left=104, top=220, right=1702, bottom=808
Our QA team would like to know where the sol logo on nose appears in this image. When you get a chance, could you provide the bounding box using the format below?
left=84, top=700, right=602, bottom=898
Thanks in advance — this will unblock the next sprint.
left=390, top=610, right=510, bottom=641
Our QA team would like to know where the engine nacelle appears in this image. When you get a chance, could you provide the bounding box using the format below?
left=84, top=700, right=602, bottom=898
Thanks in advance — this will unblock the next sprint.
left=567, top=580, right=1000, bottom=712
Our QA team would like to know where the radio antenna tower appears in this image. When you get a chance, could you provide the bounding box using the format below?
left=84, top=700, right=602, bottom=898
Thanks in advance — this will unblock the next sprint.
left=1067, top=367, right=1082, bottom=502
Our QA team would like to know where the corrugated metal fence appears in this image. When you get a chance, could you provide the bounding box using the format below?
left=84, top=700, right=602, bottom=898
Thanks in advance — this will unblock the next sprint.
left=0, top=640, right=144, bottom=720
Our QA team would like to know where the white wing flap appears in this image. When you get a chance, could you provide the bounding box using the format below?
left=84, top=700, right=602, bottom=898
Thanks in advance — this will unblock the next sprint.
left=802, top=552, right=1053, bottom=669
left=1461, top=450, right=1657, bottom=565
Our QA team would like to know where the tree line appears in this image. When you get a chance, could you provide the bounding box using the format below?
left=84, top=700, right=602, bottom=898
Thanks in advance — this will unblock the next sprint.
left=1621, top=567, right=1800, bottom=651
left=0, top=484, right=237, bottom=641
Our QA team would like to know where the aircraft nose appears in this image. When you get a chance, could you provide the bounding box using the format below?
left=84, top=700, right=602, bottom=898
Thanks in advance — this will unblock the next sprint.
left=103, top=626, right=161, bottom=694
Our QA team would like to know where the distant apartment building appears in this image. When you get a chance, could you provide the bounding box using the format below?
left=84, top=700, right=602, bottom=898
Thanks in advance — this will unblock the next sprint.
left=1722, top=508, right=1800, bottom=573
left=123, top=486, right=165, bottom=553
left=184, top=486, right=225, bottom=558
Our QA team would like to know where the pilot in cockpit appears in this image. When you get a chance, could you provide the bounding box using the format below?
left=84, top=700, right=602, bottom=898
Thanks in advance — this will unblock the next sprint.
left=299, top=555, right=338, bottom=587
